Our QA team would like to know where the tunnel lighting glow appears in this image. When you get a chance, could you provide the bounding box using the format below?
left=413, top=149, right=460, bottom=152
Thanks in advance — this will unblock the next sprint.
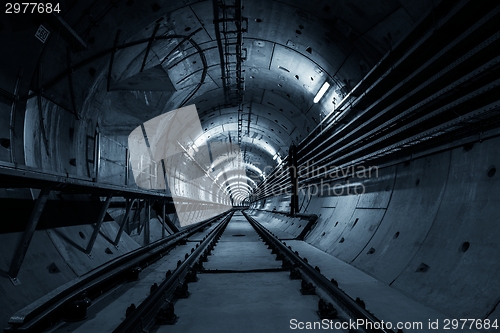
left=226, top=184, right=252, bottom=193
left=223, top=175, right=257, bottom=188
left=232, top=192, right=250, bottom=199
left=228, top=185, right=251, bottom=193
left=244, top=163, right=265, bottom=179
left=313, top=81, right=330, bottom=103
left=213, top=163, right=264, bottom=183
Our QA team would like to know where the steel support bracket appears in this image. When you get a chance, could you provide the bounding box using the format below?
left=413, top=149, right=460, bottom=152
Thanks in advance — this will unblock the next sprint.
left=8, top=187, right=51, bottom=285
left=107, top=30, right=121, bottom=92
left=144, top=200, right=151, bottom=245
left=114, top=198, right=133, bottom=248
left=86, top=195, right=112, bottom=257
left=288, top=144, right=299, bottom=215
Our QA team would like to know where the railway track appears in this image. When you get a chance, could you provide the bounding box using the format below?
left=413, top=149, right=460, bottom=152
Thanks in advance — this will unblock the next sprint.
left=4, top=212, right=231, bottom=333
left=6, top=210, right=396, bottom=333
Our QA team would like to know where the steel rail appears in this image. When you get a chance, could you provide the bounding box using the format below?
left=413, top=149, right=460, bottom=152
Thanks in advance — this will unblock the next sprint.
left=295, top=99, right=500, bottom=187
left=252, top=125, right=500, bottom=202
left=242, top=211, right=394, bottom=333
left=19, top=32, right=205, bottom=101
left=5, top=211, right=230, bottom=333
left=112, top=211, right=234, bottom=333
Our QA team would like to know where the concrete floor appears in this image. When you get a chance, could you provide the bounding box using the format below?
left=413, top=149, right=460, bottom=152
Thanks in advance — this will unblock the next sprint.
left=203, top=215, right=281, bottom=271
left=154, top=212, right=343, bottom=333
left=154, top=272, right=329, bottom=333
left=284, top=240, right=480, bottom=333
left=48, top=212, right=479, bottom=333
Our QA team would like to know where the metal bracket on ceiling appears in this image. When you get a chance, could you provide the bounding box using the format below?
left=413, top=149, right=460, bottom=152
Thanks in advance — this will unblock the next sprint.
left=107, top=30, right=122, bottom=92
left=213, top=0, right=247, bottom=146
left=141, top=23, right=161, bottom=72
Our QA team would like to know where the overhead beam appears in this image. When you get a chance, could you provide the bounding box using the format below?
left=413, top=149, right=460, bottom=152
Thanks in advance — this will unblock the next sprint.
left=50, top=13, right=88, bottom=50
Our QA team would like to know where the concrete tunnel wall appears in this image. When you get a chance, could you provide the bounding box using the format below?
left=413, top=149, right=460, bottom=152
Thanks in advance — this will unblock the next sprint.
left=0, top=194, right=183, bottom=326
left=251, top=134, right=500, bottom=320
left=2, top=124, right=500, bottom=326
left=1, top=0, right=499, bottom=327
left=3, top=88, right=500, bottom=326
left=1, top=92, right=227, bottom=325
left=0, top=216, right=139, bottom=326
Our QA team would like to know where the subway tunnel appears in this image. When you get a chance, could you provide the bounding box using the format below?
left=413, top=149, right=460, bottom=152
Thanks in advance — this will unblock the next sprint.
left=1, top=0, right=500, bottom=331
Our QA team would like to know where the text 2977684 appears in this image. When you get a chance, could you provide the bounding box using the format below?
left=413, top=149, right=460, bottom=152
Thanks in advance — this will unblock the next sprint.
left=5, top=3, right=60, bottom=14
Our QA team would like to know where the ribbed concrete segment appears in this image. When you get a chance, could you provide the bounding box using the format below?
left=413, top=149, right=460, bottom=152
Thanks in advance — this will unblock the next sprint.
left=1, top=0, right=499, bottom=330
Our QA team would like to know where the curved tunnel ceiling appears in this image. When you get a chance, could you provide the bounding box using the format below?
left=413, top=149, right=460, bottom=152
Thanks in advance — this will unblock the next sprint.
left=6, top=0, right=433, bottom=204
left=2, top=1, right=500, bottom=326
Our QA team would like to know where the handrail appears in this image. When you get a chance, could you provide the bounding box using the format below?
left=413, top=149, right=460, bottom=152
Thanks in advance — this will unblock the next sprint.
left=0, top=161, right=169, bottom=199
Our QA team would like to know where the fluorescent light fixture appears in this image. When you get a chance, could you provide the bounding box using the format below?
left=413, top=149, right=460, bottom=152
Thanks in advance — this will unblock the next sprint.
left=313, top=81, right=330, bottom=103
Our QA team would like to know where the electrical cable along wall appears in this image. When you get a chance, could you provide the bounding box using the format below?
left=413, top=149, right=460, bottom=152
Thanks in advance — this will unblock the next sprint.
left=252, top=0, right=500, bottom=203
left=249, top=0, right=500, bottom=319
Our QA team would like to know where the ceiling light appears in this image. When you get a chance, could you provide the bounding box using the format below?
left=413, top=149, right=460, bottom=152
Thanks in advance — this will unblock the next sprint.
left=313, top=81, right=330, bottom=103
